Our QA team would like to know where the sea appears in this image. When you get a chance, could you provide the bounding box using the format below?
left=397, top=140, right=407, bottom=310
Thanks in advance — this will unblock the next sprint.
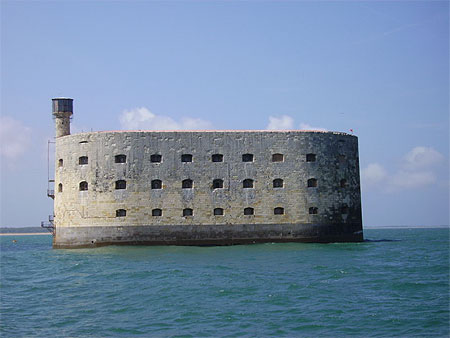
left=0, top=228, right=448, bottom=337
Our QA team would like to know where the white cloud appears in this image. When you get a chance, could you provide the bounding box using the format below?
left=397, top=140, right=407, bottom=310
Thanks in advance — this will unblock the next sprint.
left=390, top=170, right=436, bottom=189
left=266, top=115, right=294, bottom=130
left=362, top=163, right=388, bottom=186
left=299, top=123, right=328, bottom=132
left=175, top=117, right=214, bottom=130
left=119, top=107, right=213, bottom=131
left=362, top=146, right=445, bottom=192
left=266, top=115, right=327, bottom=131
left=0, top=116, right=32, bottom=161
left=402, top=146, right=444, bottom=171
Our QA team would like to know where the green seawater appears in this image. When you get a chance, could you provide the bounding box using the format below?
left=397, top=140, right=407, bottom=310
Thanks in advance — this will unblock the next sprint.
left=1, top=228, right=448, bottom=337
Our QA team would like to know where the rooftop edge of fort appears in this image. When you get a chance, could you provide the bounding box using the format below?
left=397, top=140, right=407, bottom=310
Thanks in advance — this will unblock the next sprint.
left=57, top=129, right=356, bottom=138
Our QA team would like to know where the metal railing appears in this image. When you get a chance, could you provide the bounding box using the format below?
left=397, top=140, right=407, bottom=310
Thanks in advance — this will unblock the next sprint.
left=46, top=140, right=55, bottom=200
left=41, top=215, right=55, bottom=235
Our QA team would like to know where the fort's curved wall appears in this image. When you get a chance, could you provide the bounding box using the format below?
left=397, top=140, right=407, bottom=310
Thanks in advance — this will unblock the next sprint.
left=53, top=130, right=363, bottom=248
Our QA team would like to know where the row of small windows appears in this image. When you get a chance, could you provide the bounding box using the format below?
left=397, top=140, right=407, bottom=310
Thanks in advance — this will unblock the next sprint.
left=71, top=178, right=345, bottom=192
left=59, top=153, right=319, bottom=167
left=114, top=206, right=347, bottom=217
left=114, top=207, right=274, bottom=217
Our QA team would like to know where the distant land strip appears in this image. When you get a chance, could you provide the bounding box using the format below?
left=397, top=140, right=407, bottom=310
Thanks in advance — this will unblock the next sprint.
left=0, top=227, right=50, bottom=235
left=0, top=233, right=51, bottom=236
left=364, top=225, right=449, bottom=229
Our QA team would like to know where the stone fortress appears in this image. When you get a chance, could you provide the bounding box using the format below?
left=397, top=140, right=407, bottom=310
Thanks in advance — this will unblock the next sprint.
left=49, top=98, right=363, bottom=248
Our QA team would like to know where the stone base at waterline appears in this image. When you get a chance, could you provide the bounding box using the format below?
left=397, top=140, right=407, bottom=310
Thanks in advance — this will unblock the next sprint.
left=52, top=222, right=363, bottom=249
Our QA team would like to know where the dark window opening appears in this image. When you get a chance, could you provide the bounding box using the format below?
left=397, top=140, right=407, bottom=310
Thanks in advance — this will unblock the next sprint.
left=181, top=154, right=192, bottom=162
left=214, top=208, right=224, bottom=216
left=79, top=181, right=88, bottom=191
left=306, top=153, right=316, bottom=162
left=273, top=178, right=284, bottom=188
left=243, top=179, right=254, bottom=188
left=151, top=154, right=162, bottom=163
left=212, top=154, right=223, bottom=162
left=309, top=207, right=318, bottom=215
left=151, top=179, right=162, bottom=189
left=115, top=154, right=126, bottom=163
left=115, top=180, right=126, bottom=190
left=242, top=153, right=254, bottom=162
left=116, top=209, right=126, bottom=217
left=341, top=205, right=349, bottom=214
left=183, top=208, right=193, bottom=217
left=272, top=153, right=284, bottom=162
left=244, top=207, right=254, bottom=215
left=213, top=179, right=223, bottom=189
left=274, top=207, right=284, bottom=215
left=340, top=179, right=347, bottom=188
left=58, top=159, right=63, bottom=167
left=152, top=208, right=162, bottom=216
left=182, top=179, right=193, bottom=189
left=58, top=183, right=63, bottom=193
left=307, top=178, right=318, bottom=188
left=79, top=156, right=88, bottom=165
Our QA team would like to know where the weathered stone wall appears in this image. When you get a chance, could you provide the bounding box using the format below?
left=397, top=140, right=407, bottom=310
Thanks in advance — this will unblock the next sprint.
left=53, top=130, right=362, bottom=245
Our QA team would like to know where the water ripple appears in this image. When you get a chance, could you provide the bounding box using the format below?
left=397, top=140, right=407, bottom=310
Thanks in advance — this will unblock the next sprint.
left=1, top=228, right=448, bottom=337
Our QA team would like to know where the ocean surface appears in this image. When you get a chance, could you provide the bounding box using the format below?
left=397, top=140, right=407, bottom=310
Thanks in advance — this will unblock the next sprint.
left=1, top=228, right=448, bottom=337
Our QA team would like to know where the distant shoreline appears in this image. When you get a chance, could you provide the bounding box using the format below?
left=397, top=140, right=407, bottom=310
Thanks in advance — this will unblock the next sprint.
left=0, top=233, right=52, bottom=236
left=364, top=225, right=449, bottom=229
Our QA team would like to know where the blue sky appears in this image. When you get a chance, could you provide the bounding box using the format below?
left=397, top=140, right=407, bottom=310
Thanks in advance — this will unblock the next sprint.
left=1, top=1, right=448, bottom=227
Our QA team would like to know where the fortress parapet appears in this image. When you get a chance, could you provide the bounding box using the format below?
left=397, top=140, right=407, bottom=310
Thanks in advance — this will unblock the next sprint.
left=50, top=98, right=363, bottom=248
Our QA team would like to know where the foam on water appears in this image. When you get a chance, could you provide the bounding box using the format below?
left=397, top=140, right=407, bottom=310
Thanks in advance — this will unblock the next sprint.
left=1, top=228, right=448, bottom=337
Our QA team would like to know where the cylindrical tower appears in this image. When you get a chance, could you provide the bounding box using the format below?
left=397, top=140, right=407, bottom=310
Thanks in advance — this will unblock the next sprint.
left=52, top=98, right=73, bottom=137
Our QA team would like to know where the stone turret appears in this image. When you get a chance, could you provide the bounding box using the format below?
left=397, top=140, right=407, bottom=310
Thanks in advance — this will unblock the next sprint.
left=52, top=98, right=73, bottom=137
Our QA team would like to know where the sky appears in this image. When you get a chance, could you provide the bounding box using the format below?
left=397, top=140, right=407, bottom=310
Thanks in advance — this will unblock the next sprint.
left=1, top=0, right=448, bottom=228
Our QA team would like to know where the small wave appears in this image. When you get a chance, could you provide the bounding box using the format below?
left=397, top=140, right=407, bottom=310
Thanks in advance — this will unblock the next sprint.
left=364, top=239, right=401, bottom=242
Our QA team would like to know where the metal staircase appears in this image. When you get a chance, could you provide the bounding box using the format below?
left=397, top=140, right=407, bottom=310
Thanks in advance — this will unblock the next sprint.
left=47, top=187, right=55, bottom=199
left=41, top=215, right=54, bottom=234
left=43, top=139, right=56, bottom=235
